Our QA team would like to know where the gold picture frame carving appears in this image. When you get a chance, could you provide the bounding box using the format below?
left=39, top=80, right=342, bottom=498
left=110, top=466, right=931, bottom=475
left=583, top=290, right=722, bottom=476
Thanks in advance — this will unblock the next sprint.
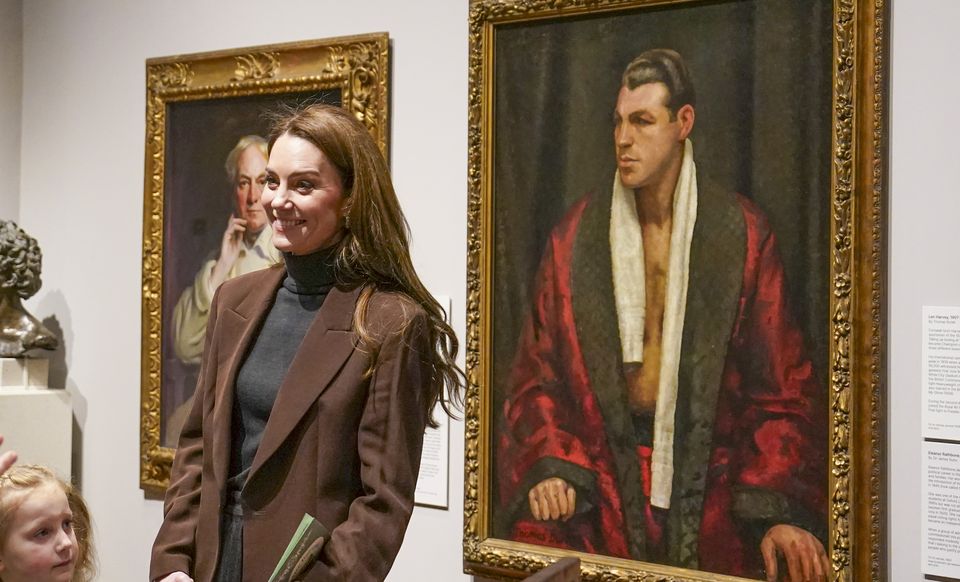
left=464, top=1, right=887, bottom=580
left=140, top=33, right=390, bottom=494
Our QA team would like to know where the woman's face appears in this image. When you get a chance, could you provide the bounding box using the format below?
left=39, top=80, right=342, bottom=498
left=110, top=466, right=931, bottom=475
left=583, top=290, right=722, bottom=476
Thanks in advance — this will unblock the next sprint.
left=0, top=484, right=77, bottom=582
left=263, top=133, right=347, bottom=255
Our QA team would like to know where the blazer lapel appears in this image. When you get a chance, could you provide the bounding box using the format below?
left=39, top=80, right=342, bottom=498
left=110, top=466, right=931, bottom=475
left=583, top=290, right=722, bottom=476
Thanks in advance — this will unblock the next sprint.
left=666, top=179, right=746, bottom=569
left=210, top=267, right=286, bottom=490
left=243, top=285, right=361, bottom=500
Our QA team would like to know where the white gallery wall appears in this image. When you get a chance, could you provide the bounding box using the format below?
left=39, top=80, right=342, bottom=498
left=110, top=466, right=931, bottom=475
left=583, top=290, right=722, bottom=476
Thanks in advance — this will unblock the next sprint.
left=0, top=0, right=22, bottom=220
left=0, top=0, right=954, bottom=579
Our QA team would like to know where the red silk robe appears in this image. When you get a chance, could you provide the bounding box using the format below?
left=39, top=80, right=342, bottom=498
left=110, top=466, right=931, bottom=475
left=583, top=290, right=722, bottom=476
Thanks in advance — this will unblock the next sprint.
left=497, top=181, right=826, bottom=578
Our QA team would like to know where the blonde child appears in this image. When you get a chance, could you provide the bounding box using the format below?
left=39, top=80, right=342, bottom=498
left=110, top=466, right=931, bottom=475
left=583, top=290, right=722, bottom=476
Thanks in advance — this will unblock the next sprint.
left=0, top=465, right=96, bottom=582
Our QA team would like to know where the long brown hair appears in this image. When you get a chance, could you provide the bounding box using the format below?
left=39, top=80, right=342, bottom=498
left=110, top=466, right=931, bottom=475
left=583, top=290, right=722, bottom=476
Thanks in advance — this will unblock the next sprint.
left=268, top=104, right=463, bottom=427
left=0, top=465, right=97, bottom=582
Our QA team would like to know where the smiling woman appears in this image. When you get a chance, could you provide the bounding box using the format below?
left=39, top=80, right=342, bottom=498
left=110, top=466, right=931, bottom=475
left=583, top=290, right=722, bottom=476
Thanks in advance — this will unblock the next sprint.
left=262, top=134, right=348, bottom=256
left=150, top=104, right=464, bottom=582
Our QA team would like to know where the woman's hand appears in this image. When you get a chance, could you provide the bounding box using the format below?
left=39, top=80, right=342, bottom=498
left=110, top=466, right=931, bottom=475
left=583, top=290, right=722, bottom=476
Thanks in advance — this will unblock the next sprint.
left=157, top=572, right=193, bottom=582
left=760, top=524, right=829, bottom=582
left=528, top=477, right=576, bottom=521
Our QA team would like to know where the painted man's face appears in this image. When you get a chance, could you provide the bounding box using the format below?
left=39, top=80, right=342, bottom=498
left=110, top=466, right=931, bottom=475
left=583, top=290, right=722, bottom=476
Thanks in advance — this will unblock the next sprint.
left=613, top=82, right=691, bottom=191
left=233, top=145, right=269, bottom=234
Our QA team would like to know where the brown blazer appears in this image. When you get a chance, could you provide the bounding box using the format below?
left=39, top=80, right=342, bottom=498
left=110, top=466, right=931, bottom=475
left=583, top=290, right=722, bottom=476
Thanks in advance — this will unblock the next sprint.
left=150, top=266, right=430, bottom=582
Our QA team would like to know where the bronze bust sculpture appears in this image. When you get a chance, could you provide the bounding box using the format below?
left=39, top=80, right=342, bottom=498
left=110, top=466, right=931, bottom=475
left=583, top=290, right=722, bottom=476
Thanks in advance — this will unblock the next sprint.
left=0, top=221, right=58, bottom=357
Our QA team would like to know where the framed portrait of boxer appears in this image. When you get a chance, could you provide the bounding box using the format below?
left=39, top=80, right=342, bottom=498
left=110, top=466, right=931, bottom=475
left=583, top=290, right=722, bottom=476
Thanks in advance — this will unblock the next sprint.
left=463, top=1, right=888, bottom=580
left=139, top=34, right=390, bottom=494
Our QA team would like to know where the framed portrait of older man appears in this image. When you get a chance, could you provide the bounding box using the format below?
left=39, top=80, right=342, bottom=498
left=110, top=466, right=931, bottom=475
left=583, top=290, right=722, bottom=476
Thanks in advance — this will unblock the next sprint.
left=463, top=1, right=888, bottom=581
left=139, top=34, right=389, bottom=493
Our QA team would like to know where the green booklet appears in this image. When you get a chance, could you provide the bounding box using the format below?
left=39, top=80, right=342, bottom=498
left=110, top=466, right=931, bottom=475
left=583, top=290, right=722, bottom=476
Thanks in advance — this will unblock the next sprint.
left=268, top=513, right=330, bottom=582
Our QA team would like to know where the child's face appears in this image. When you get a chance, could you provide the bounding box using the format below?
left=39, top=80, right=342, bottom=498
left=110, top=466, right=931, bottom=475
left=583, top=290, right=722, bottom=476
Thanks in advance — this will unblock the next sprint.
left=0, top=483, right=77, bottom=582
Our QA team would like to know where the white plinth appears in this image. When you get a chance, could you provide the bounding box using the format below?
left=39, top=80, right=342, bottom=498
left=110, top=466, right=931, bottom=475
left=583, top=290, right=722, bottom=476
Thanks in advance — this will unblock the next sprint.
left=0, top=388, right=72, bottom=479
left=0, top=358, right=50, bottom=388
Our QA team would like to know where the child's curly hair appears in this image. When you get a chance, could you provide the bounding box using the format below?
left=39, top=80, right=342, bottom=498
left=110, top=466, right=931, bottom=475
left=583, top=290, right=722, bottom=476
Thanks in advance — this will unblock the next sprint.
left=0, top=465, right=96, bottom=582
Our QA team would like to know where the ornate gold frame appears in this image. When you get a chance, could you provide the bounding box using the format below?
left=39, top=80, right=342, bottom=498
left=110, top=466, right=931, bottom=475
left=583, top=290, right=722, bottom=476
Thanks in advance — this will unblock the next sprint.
left=139, top=34, right=390, bottom=494
left=463, top=1, right=887, bottom=580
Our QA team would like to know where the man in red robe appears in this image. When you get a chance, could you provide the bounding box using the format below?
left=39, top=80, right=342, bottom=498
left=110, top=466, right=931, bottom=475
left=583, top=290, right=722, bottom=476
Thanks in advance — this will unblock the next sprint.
left=498, top=49, right=829, bottom=582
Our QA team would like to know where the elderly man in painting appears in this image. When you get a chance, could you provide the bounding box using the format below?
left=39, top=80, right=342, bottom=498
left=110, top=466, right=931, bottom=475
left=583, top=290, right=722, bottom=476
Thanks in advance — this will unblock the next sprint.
left=165, top=136, right=280, bottom=445
left=171, top=135, right=281, bottom=364
left=498, top=49, right=829, bottom=582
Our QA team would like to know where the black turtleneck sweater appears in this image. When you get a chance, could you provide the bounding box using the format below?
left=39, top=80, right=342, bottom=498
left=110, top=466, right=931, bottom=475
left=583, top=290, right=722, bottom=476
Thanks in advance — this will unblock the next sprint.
left=227, top=248, right=337, bottom=489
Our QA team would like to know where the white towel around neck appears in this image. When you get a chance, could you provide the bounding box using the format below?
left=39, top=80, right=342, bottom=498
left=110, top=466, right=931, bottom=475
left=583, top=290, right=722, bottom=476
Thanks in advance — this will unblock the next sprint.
left=609, top=138, right=698, bottom=509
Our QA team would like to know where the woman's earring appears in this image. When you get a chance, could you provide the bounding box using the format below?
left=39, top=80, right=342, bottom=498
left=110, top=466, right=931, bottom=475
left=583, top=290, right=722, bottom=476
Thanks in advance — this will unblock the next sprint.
left=344, top=212, right=351, bottom=231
